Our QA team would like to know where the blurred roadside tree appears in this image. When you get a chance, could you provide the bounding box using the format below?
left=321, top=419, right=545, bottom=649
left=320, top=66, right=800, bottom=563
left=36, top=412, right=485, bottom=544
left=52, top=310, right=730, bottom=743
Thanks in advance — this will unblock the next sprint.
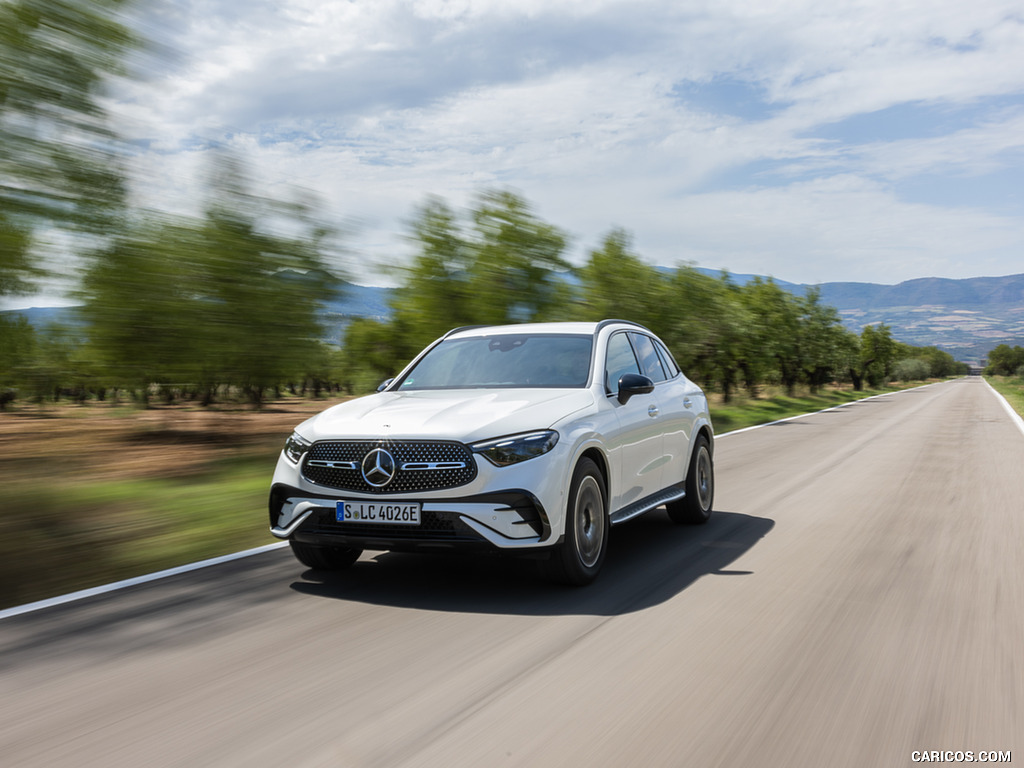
left=658, top=268, right=730, bottom=391
left=796, top=288, right=849, bottom=394
left=340, top=317, right=405, bottom=394
left=78, top=214, right=204, bottom=402
left=336, top=189, right=969, bottom=397
left=387, top=196, right=476, bottom=359
left=1, top=0, right=137, bottom=290
left=80, top=154, right=343, bottom=406
left=578, top=229, right=670, bottom=328
left=342, top=190, right=572, bottom=392
left=0, top=215, right=42, bottom=297
left=693, top=276, right=749, bottom=402
left=0, top=314, right=36, bottom=405
left=467, top=190, right=572, bottom=324
left=741, top=277, right=802, bottom=396
left=20, top=321, right=94, bottom=402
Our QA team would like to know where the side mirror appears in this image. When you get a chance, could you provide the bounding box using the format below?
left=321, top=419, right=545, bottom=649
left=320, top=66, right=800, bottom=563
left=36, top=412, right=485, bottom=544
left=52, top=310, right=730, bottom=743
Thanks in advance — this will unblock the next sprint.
left=617, top=373, right=654, bottom=404
left=376, top=378, right=394, bottom=392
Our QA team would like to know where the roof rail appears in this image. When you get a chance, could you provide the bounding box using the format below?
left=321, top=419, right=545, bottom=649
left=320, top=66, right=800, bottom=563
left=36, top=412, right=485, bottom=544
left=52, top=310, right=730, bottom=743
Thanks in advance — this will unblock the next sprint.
left=443, top=325, right=492, bottom=338
left=595, top=318, right=652, bottom=334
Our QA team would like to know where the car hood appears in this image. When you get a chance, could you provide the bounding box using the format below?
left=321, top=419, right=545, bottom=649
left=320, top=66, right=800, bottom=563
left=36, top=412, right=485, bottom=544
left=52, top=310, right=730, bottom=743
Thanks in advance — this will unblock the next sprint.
left=300, top=389, right=595, bottom=443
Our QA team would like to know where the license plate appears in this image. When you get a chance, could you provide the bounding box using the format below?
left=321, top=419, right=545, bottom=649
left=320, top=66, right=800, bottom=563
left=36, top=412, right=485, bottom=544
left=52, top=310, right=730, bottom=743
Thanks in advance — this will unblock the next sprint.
left=336, top=501, right=421, bottom=525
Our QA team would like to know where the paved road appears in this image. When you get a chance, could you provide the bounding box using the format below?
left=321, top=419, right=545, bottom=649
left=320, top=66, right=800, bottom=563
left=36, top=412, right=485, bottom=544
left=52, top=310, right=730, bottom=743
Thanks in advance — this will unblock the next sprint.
left=2, top=378, right=1022, bottom=767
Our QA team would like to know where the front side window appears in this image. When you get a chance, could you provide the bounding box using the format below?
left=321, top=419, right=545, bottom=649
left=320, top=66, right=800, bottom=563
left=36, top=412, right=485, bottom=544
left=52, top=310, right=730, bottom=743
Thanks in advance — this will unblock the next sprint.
left=396, top=334, right=593, bottom=390
left=604, top=332, right=641, bottom=394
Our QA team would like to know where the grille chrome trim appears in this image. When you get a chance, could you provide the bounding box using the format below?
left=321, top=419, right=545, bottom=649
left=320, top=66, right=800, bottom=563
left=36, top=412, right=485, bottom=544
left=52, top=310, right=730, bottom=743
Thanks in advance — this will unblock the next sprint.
left=306, top=460, right=358, bottom=469
left=301, top=440, right=477, bottom=494
left=401, top=461, right=467, bottom=471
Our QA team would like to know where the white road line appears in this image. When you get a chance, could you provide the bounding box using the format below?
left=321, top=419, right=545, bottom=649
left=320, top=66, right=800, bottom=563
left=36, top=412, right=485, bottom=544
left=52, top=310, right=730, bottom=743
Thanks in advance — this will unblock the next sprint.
left=983, top=377, right=1024, bottom=438
left=717, top=380, right=944, bottom=438
left=0, top=542, right=289, bottom=622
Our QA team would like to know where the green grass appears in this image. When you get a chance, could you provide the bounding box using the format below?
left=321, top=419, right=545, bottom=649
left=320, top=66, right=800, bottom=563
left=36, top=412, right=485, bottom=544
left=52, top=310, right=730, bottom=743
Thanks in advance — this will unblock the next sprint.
left=985, top=375, right=1024, bottom=418
left=1, top=458, right=278, bottom=610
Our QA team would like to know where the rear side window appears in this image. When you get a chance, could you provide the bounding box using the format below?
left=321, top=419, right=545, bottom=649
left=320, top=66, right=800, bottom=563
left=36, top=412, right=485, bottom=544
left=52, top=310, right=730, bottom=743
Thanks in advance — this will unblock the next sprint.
left=629, top=333, right=667, bottom=382
left=654, top=339, right=680, bottom=378
left=604, top=332, right=641, bottom=393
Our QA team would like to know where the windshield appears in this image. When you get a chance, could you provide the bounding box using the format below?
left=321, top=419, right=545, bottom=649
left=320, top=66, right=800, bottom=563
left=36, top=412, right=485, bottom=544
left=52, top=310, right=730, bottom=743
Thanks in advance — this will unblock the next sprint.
left=396, top=334, right=593, bottom=390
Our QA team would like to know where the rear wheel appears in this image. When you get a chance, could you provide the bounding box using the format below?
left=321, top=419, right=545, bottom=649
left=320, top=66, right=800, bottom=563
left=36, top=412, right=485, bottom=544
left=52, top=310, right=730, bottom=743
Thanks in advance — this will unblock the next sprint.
left=544, top=458, right=608, bottom=586
left=667, top=435, right=714, bottom=525
left=289, top=540, right=362, bottom=571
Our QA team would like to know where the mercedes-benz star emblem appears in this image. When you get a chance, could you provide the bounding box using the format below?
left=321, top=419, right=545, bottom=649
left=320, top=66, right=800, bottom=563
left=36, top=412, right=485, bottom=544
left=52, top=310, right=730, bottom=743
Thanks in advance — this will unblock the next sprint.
left=361, top=447, right=397, bottom=487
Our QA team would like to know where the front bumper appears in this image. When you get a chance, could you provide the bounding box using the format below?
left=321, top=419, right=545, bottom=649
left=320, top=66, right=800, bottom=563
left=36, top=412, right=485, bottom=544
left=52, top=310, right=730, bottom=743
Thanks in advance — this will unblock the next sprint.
left=269, top=484, right=553, bottom=553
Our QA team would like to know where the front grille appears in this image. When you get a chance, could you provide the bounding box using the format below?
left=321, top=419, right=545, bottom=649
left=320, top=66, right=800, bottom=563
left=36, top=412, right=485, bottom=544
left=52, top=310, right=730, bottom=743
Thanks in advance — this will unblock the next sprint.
left=302, top=440, right=477, bottom=494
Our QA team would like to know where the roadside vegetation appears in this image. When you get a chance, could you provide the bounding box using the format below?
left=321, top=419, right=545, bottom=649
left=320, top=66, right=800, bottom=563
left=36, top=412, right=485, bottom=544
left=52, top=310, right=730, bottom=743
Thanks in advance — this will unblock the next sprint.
left=982, top=345, right=1024, bottom=418
left=984, top=376, right=1024, bottom=419
left=0, top=399, right=312, bottom=610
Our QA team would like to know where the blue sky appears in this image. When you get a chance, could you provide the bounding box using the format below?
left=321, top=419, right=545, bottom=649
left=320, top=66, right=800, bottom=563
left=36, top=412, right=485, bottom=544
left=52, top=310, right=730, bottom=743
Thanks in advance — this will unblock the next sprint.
left=77, top=0, right=1024, bottom=295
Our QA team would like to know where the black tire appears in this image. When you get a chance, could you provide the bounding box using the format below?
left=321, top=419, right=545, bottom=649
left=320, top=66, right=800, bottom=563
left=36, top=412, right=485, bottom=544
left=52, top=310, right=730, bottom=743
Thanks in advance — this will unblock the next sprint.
left=289, top=540, right=362, bottom=571
left=544, top=458, right=608, bottom=586
left=667, top=434, right=714, bottom=525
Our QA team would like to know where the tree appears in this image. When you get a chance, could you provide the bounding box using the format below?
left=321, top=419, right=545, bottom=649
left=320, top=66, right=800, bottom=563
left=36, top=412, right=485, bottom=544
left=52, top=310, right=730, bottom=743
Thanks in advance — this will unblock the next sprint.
left=891, top=357, right=930, bottom=382
left=1, top=0, right=137, bottom=294
left=78, top=214, right=205, bottom=401
left=859, top=324, right=897, bottom=387
left=0, top=215, right=41, bottom=298
left=387, top=196, right=476, bottom=359
left=901, top=344, right=966, bottom=378
left=340, top=317, right=404, bottom=394
left=741, top=277, right=802, bottom=396
left=0, top=313, right=36, bottom=406
left=797, top=287, right=848, bottom=394
left=465, top=190, right=571, bottom=324
left=660, top=269, right=748, bottom=399
left=578, top=229, right=669, bottom=328
left=985, top=344, right=1024, bottom=376
left=80, top=154, right=342, bottom=405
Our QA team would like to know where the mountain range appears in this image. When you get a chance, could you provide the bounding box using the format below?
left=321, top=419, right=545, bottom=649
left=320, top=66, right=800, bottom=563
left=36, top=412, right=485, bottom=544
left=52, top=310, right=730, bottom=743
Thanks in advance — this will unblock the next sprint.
left=7, top=272, right=1024, bottom=366
left=813, top=274, right=1024, bottom=365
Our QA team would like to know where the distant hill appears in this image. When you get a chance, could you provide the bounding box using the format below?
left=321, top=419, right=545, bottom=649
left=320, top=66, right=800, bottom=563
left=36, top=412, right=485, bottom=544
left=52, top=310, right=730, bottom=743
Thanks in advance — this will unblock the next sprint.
left=7, top=273, right=1023, bottom=366
left=814, top=275, right=1024, bottom=365
left=816, top=274, right=1024, bottom=309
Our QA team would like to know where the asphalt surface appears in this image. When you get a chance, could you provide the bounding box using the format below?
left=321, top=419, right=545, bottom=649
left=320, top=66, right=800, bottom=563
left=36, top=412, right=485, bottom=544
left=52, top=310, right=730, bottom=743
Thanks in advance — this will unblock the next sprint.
left=2, top=377, right=1021, bottom=767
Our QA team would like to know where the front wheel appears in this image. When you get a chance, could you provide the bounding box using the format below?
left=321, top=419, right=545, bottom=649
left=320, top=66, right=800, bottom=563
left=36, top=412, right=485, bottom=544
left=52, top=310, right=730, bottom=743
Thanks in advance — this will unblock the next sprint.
left=667, top=435, right=714, bottom=525
left=544, top=458, right=608, bottom=586
left=290, top=540, right=362, bottom=571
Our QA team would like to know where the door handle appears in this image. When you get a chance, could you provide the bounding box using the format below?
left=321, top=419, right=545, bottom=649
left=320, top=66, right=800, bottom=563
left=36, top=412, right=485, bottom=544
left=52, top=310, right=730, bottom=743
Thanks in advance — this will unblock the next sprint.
left=648, top=404, right=659, bottom=417
left=683, top=398, right=692, bottom=408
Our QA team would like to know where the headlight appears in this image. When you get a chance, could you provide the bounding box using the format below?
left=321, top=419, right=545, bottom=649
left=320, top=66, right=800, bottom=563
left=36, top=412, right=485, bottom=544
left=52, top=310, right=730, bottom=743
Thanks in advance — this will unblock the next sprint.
left=471, top=431, right=559, bottom=466
left=283, top=432, right=312, bottom=465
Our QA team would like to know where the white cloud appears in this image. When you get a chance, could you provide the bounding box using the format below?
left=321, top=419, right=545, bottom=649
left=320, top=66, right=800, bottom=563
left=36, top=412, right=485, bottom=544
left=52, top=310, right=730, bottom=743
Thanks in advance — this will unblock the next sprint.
left=101, top=0, right=1024, bottom=289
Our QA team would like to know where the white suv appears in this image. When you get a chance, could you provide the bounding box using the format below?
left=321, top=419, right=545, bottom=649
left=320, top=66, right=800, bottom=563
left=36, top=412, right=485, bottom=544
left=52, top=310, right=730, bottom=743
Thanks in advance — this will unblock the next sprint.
left=269, top=320, right=714, bottom=584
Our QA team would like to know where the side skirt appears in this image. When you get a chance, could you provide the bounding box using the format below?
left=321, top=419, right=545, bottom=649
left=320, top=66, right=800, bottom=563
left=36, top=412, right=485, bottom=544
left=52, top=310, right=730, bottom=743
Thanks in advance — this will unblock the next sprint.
left=609, top=484, right=685, bottom=525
